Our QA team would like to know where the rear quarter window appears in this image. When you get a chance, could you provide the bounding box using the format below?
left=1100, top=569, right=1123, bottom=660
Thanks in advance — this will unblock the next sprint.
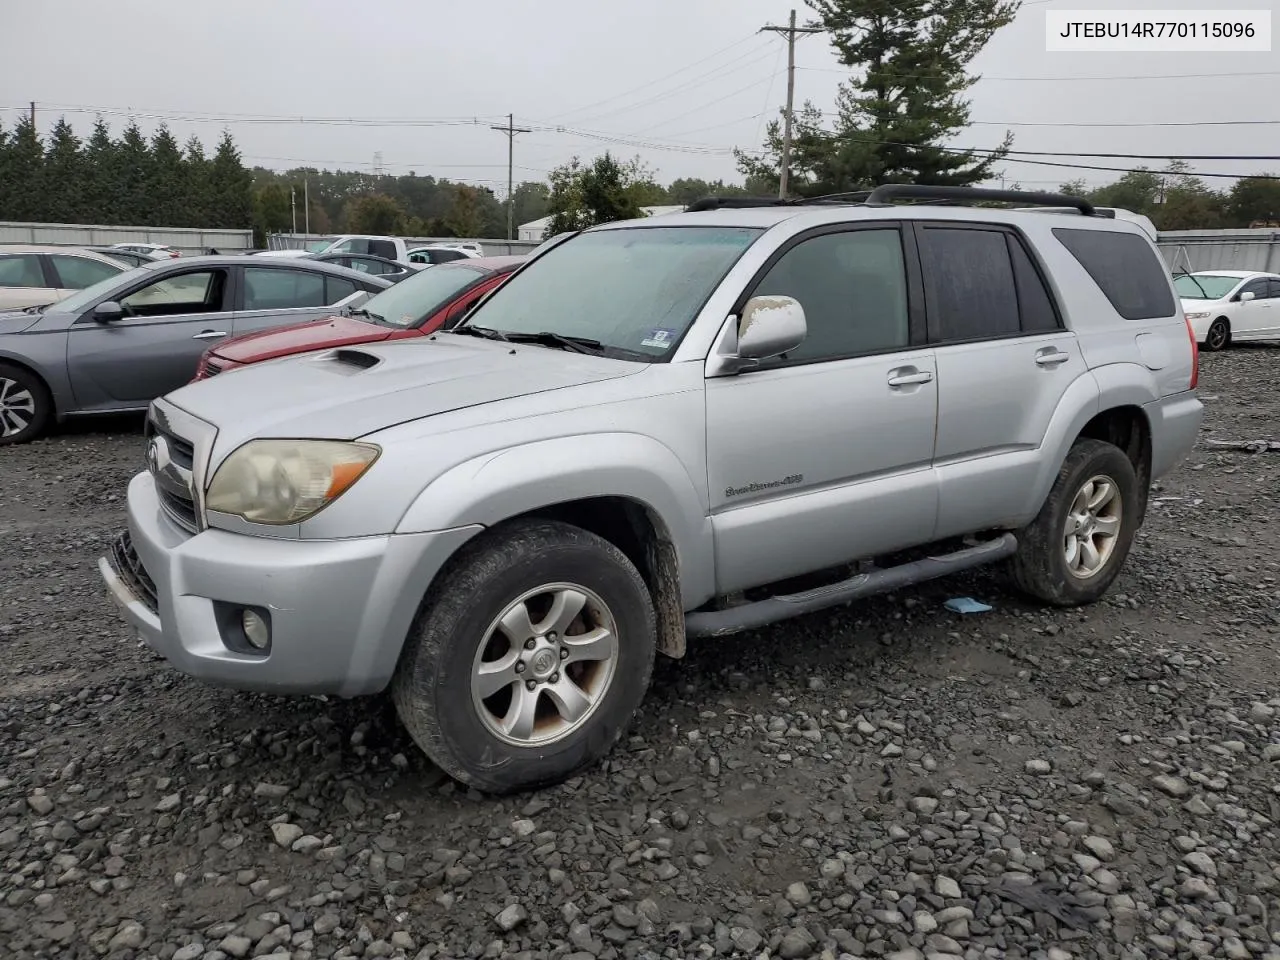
left=1052, top=227, right=1175, bottom=320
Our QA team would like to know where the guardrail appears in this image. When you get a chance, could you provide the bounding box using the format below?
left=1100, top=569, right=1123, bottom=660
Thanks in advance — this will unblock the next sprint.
left=0, top=221, right=253, bottom=255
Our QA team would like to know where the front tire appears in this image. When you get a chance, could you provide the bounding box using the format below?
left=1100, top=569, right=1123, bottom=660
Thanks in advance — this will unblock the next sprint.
left=1009, top=439, right=1139, bottom=607
left=392, top=519, right=656, bottom=794
left=0, top=363, right=52, bottom=446
left=1203, top=317, right=1230, bottom=351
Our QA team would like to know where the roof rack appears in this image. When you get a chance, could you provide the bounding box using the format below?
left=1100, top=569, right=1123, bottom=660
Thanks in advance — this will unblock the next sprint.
left=864, top=184, right=1096, bottom=216
left=685, top=183, right=1097, bottom=217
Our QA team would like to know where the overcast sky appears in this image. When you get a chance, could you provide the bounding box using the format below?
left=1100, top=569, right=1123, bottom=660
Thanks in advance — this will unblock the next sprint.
left=3, top=0, right=1277, bottom=195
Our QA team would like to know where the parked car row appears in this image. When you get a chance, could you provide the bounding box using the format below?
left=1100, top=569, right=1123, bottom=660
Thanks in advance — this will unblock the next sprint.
left=0, top=254, right=397, bottom=444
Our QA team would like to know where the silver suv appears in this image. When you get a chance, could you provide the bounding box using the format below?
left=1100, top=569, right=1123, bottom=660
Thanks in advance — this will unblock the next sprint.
left=100, top=185, right=1202, bottom=794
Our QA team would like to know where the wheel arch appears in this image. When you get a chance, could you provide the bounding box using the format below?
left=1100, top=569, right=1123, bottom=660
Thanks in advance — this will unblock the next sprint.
left=0, top=352, right=59, bottom=421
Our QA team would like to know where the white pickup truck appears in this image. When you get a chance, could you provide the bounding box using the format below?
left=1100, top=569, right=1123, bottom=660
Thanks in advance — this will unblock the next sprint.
left=258, top=235, right=483, bottom=267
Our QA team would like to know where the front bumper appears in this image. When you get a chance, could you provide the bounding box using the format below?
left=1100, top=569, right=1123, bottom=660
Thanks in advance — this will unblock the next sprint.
left=99, top=471, right=481, bottom=697
left=1183, top=313, right=1216, bottom=342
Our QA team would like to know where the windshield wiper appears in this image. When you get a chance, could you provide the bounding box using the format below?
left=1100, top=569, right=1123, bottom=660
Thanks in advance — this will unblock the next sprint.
left=21, top=304, right=46, bottom=314
left=348, top=307, right=386, bottom=322
left=503, top=331, right=605, bottom=355
left=450, top=324, right=511, bottom=342
left=1174, top=271, right=1210, bottom=299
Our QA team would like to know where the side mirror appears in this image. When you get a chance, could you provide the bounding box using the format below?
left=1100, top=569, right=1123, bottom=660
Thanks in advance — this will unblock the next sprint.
left=93, top=301, right=125, bottom=322
left=737, top=295, right=806, bottom=360
left=1239, top=291, right=1255, bottom=302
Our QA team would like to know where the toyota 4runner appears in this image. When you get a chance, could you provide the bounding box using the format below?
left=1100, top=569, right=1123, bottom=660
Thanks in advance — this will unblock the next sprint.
left=100, top=185, right=1203, bottom=794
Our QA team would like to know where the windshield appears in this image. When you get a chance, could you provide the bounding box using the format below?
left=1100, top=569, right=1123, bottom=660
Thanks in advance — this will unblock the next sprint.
left=305, top=239, right=334, bottom=253
left=457, top=226, right=762, bottom=360
left=1174, top=274, right=1242, bottom=300
left=360, top=263, right=487, bottom=327
left=51, top=263, right=155, bottom=314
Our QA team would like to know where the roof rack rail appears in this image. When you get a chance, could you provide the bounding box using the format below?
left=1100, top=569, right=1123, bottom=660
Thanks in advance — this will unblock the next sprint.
left=685, top=196, right=793, bottom=212
left=865, top=184, right=1096, bottom=217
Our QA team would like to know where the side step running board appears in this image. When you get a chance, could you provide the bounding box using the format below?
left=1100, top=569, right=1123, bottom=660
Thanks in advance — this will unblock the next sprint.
left=684, top=533, right=1018, bottom=638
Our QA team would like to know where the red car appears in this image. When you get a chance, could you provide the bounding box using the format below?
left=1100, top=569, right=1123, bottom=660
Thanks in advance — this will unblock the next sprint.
left=192, top=256, right=525, bottom=380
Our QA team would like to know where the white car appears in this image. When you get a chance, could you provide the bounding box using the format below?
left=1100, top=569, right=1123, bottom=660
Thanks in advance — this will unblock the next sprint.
left=111, top=242, right=181, bottom=260
left=406, top=244, right=482, bottom=267
left=1175, top=270, right=1280, bottom=351
left=0, top=245, right=128, bottom=310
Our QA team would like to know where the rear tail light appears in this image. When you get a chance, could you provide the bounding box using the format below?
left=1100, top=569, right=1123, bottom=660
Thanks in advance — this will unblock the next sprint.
left=1184, top=314, right=1199, bottom=390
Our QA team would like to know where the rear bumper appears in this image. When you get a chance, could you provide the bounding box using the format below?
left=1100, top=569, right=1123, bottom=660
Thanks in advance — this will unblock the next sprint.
left=99, top=471, right=481, bottom=697
left=1144, top=389, right=1203, bottom=480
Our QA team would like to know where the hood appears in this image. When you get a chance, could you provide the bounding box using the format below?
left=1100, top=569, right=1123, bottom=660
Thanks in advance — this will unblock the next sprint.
left=211, top=314, right=394, bottom=363
left=166, top=336, right=643, bottom=452
left=0, top=310, right=42, bottom=335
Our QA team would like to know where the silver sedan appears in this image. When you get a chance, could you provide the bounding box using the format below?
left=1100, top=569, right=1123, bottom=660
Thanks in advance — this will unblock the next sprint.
left=0, top=255, right=392, bottom=445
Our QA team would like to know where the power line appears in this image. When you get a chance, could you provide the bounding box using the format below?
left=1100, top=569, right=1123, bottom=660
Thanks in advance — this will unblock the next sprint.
left=818, top=111, right=1280, bottom=129
left=538, top=32, right=764, bottom=124
left=798, top=67, right=1280, bottom=82
left=631, top=72, right=784, bottom=137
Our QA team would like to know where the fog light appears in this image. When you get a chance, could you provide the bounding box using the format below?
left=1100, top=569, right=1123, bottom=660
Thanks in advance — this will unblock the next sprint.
left=242, top=609, right=271, bottom=650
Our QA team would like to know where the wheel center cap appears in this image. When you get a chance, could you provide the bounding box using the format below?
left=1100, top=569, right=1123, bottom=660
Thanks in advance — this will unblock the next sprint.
left=529, top=648, right=558, bottom=679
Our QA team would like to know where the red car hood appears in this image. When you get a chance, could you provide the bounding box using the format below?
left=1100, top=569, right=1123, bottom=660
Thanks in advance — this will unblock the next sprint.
left=211, top=315, right=398, bottom=363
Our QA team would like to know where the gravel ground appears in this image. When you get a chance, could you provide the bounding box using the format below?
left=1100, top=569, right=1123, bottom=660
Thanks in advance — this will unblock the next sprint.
left=2, top=348, right=1279, bottom=960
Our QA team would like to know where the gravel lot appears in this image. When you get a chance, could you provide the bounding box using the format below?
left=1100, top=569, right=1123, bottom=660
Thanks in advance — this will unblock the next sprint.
left=2, top=348, right=1279, bottom=960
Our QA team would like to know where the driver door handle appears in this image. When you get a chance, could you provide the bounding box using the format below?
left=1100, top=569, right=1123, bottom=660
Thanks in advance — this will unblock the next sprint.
left=1034, top=348, right=1071, bottom=367
left=192, top=330, right=228, bottom=340
left=887, top=369, right=934, bottom=387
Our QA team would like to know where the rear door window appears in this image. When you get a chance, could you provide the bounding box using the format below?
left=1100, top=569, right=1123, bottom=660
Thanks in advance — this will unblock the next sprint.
left=918, top=226, right=1021, bottom=341
left=0, top=255, right=46, bottom=288
left=1052, top=227, right=1176, bottom=320
left=50, top=254, right=121, bottom=289
left=243, top=268, right=327, bottom=310
left=325, top=277, right=359, bottom=303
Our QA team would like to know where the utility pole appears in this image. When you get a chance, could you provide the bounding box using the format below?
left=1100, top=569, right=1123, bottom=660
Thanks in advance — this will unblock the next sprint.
left=761, top=10, right=821, bottom=199
left=304, top=174, right=310, bottom=235
left=491, top=113, right=531, bottom=241
left=29, top=101, right=35, bottom=127
left=290, top=186, right=297, bottom=235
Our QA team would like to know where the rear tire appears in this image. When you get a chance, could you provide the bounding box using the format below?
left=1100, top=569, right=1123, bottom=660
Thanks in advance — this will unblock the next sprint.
left=0, top=363, right=52, bottom=446
left=1203, top=317, right=1230, bottom=351
left=1009, top=439, right=1139, bottom=607
left=392, top=519, right=656, bottom=794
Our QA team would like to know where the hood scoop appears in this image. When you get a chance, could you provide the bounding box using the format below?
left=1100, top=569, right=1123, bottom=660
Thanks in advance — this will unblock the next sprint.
left=327, top=348, right=382, bottom=372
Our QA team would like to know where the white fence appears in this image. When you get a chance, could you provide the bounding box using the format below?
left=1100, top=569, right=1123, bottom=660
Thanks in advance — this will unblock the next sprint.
left=266, top=233, right=541, bottom=257
left=0, top=221, right=253, bottom=255
left=1156, top=229, right=1280, bottom=274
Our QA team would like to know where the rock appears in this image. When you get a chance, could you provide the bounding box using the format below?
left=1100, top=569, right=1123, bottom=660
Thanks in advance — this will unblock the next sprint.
left=495, top=904, right=528, bottom=931
left=26, top=794, right=53, bottom=815
left=173, top=944, right=205, bottom=960
left=778, top=928, right=815, bottom=958
left=935, top=876, right=961, bottom=899
left=155, top=792, right=181, bottom=812
left=786, top=881, right=812, bottom=906
left=1183, top=851, right=1218, bottom=877
left=908, top=796, right=939, bottom=815
left=218, top=935, right=252, bottom=958
left=1152, top=774, right=1190, bottom=798
left=1249, top=702, right=1275, bottom=722
left=254, top=782, right=290, bottom=799
left=511, top=819, right=536, bottom=838
left=1025, top=759, right=1052, bottom=775
left=271, top=823, right=304, bottom=849
left=108, top=923, right=145, bottom=951
left=1082, top=836, right=1115, bottom=861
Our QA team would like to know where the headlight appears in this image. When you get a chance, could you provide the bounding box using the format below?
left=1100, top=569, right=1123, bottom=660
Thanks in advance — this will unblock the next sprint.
left=206, top=439, right=380, bottom=525
left=1184, top=311, right=1210, bottom=320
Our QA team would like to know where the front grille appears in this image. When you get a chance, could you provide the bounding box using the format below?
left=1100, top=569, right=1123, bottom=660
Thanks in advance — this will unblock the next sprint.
left=144, top=413, right=199, bottom=532
left=157, top=488, right=198, bottom=530
left=110, top=531, right=158, bottom=616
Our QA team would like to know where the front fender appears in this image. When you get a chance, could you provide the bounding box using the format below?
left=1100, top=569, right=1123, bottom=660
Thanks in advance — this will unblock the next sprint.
left=0, top=338, right=73, bottom=419
left=394, top=432, right=716, bottom=608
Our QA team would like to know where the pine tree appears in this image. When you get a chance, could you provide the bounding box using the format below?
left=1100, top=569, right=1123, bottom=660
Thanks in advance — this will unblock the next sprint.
left=182, top=135, right=211, bottom=228
left=208, top=131, right=253, bottom=229
left=739, top=0, right=1019, bottom=195
left=150, top=124, right=185, bottom=226
left=83, top=117, right=123, bottom=224
left=116, top=121, right=155, bottom=225
left=6, top=116, right=46, bottom=222
left=43, top=117, right=85, bottom=223
left=0, top=123, right=12, bottom=220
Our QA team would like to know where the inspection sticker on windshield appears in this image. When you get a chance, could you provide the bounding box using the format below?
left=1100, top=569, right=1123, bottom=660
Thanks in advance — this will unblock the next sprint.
left=640, top=328, right=676, bottom=349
